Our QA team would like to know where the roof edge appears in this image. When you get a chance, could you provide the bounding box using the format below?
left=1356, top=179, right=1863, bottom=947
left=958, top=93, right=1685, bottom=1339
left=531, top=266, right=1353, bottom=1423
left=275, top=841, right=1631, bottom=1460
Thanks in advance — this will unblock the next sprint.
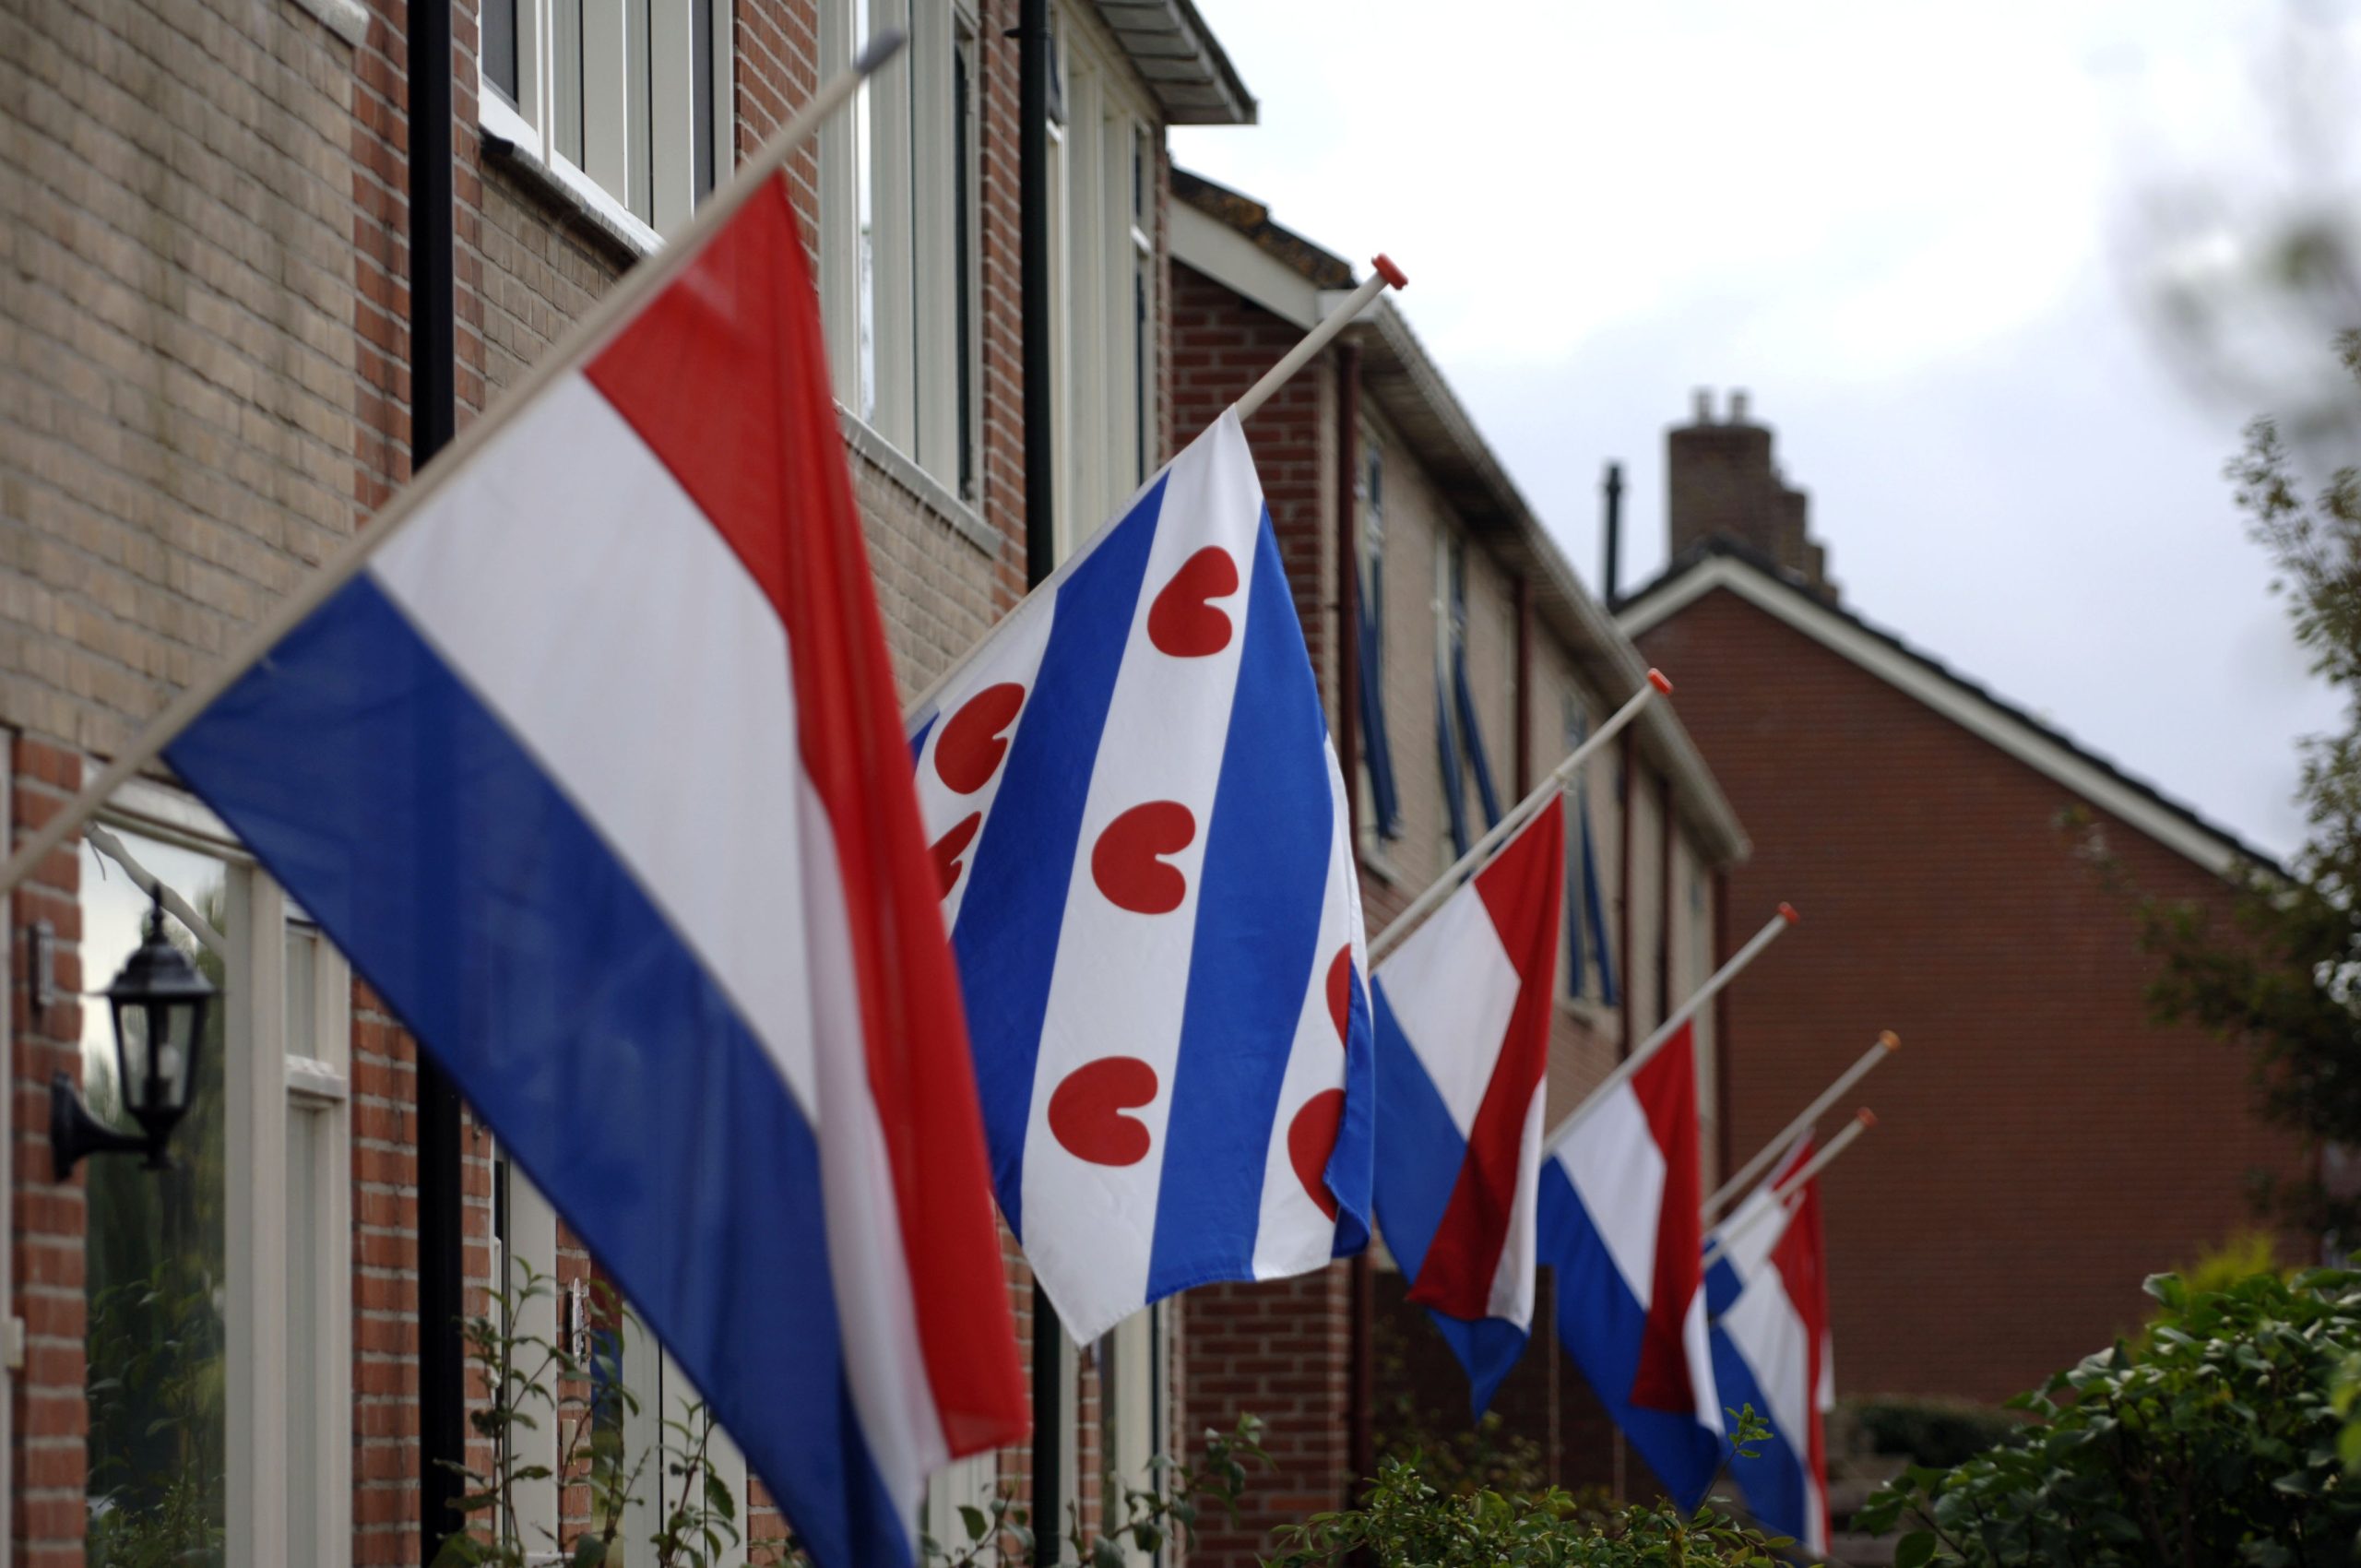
left=1618, top=540, right=2280, bottom=881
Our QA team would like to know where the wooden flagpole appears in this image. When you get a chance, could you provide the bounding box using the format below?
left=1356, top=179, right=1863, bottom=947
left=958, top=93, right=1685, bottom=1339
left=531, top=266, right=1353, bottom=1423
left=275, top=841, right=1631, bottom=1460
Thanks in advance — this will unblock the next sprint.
left=1700, top=1109, right=1875, bottom=1273
left=897, top=255, right=1408, bottom=729
left=1367, top=672, right=1672, bottom=967
left=1542, top=901, right=1799, bottom=1150
left=1703, top=1031, right=1899, bottom=1221
left=0, top=36, right=907, bottom=903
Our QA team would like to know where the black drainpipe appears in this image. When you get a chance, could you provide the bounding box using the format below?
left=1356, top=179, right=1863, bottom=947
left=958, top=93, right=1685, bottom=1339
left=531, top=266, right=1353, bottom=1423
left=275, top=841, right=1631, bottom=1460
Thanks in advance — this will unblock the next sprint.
left=1018, top=0, right=1061, bottom=1558
left=1601, top=460, right=1624, bottom=611
left=405, top=0, right=464, bottom=1558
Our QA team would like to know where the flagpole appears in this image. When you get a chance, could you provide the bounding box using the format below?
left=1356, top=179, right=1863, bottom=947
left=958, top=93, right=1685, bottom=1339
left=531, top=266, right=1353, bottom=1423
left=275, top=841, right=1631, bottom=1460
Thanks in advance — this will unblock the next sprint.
left=1701, top=1109, right=1874, bottom=1273
left=897, top=256, right=1409, bottom=729
left=0, top=36, right=907, bottom=903
left=1702, top=1032, right=1899, bottom=1221
left=1230, top=257, right=1406, bottom=423
left=1368, top=672, right=1671, bottom=967
left=1541, top=901, right=1798, bottom=1150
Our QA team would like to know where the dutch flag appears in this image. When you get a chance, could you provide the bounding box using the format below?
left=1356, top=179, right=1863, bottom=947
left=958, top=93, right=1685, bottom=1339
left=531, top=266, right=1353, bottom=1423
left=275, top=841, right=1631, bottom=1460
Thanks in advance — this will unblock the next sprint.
left=166, top=175, right=1028, bottom=1568
left=1539, top=1017, right=1726, bottom=1506
left=908, top=411, right=1375, bottom=1343
left=1707, top=1143, right=1834, bottom=1555
left=1370, top=797, right=1564, bottom=1415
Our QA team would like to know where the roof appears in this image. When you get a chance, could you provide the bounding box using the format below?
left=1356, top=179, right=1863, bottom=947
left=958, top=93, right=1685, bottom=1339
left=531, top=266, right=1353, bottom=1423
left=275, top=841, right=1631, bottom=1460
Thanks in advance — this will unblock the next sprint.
left=1169, top=170, right=1750, bottom=868
left=1616, top=538, right=2277, bottom=880
left=1096, top=1, right=1255, bottom=125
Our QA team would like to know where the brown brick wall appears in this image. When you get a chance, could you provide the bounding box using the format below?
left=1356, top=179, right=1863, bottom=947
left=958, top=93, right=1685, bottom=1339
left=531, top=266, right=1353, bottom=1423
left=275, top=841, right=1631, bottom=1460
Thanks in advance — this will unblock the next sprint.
left=1636, top=585, right=2303, bottom=1401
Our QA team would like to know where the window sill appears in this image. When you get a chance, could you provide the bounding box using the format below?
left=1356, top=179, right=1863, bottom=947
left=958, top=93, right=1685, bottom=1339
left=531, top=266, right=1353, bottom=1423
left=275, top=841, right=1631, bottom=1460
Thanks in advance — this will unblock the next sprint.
left=1557, top=994, right=1615, bottom=1028
left=1358, top=841, right=1407, bottom=888
left=837, top=408, right=998, bottom=559
left=480, top=112, right=662, bottom=263
left=288, top=0, right=367, bottom=48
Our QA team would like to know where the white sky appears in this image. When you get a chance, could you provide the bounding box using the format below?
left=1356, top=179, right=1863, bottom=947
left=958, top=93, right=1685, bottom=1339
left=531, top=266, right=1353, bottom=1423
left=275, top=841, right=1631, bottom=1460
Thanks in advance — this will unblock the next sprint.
left=1171, top=0, right=2361, bottom=861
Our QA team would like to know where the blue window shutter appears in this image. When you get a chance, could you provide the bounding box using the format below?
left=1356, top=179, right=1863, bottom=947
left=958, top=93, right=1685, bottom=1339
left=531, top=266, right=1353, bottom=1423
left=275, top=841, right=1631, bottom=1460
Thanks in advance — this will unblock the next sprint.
left=1355, top=557, right=1401, bottom=839
left=1436, top=660, right=1470, bottom=860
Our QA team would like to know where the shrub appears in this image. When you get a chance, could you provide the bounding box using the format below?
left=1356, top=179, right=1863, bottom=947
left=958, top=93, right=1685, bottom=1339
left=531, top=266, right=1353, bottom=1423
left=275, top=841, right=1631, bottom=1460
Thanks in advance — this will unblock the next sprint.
left=1266, top=1410, right=1801, bottom=1568
left=1858, top=1268, right=2361, bottom=1566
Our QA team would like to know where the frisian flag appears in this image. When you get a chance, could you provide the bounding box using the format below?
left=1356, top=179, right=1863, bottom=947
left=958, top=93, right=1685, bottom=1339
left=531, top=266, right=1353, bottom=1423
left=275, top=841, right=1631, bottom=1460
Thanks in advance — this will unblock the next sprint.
left=1538, top=1017, right=1726, bottom=1505
left=1371, top=797, right=1564, bottom=1415
left=908, top=411, right=1375, bottom=1343
left=164, top=175, right=1027, bottom=1568
left=1707, top=1140, right=1834, bottom=1555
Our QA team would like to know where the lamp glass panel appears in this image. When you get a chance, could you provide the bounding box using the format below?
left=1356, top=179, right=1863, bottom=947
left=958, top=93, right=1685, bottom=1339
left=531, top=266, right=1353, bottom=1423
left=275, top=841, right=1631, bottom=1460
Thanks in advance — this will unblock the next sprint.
left=77, top=830, right=229, bottom=1564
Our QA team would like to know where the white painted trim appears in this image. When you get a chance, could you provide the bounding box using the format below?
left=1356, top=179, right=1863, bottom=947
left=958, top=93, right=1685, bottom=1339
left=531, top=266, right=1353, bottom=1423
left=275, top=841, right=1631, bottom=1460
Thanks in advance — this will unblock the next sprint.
left=505, top=1172, right=563, bottom=1554
left=287, top=0, right=369, bottom=49
left=0, top=755, right=11, bottom=1568
left=1619, top=556, right=2250, bottom=878
left=228, top=870, right=290, bottom=1568
left=1169, top=204, right=1313, bottom=323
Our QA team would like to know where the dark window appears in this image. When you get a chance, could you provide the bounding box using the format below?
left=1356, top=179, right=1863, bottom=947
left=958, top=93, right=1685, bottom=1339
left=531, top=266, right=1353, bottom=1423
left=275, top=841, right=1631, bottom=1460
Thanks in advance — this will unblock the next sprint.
left=485, top=0, right=520, bottom=106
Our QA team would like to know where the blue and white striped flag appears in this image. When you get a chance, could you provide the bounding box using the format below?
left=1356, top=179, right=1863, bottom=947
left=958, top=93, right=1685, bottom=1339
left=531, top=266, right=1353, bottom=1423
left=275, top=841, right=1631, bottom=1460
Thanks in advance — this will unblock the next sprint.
left=909, top=411, right=1374, bottom=1340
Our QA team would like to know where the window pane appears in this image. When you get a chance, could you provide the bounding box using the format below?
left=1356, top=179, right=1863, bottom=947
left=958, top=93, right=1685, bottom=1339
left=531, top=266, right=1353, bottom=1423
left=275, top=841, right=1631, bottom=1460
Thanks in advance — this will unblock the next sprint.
left=80, top=833, right=229, bottom=1568
left=626, top=0, right=653, bottom=221
left=484, top=0, right=519, bottom=106
left=692, top=0, right=714, bottom=198
left=285, top=1105, right=322, bottom=1555
left=284, top=924, right=318, bottom=1063
left=556, top=0, right=587, bottom=166
left=954, top=34, right=975, bottom=497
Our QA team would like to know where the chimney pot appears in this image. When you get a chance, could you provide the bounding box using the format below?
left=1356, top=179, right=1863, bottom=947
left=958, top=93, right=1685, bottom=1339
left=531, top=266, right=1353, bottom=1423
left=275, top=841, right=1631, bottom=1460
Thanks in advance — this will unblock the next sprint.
left=1691, top=387, right=1713, bottom=424
left=1730, top=388, right=1750, bottom=424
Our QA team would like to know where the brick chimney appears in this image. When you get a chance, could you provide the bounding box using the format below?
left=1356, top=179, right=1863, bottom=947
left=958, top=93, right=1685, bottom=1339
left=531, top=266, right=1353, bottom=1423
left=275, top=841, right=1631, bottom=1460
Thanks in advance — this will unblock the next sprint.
left=1667, top=389, right=1835, bottom=600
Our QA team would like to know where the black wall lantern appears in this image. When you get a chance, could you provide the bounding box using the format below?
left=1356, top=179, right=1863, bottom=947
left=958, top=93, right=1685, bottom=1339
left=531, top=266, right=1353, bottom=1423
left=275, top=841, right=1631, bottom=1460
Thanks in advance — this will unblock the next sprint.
left=52, top=885, right=215, bottom=1179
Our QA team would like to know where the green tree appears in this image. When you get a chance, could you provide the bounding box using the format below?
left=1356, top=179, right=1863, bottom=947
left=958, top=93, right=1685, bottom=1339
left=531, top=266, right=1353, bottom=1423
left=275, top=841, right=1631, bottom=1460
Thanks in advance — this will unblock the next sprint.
left=2073, top=332, right=2361, bottom=1239
left=1858, top=1268, right=2361, bottom=1566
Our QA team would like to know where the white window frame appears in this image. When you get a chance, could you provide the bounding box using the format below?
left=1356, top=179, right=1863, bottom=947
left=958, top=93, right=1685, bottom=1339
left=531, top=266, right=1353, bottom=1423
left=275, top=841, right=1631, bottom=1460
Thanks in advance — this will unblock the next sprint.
left=819, top=0, right=986, bottom=500
left=478, top=0, right=735, bottom=252
left=497, top=1168, right=753, bottom=1566
left=1097, top=1303, right=1167, bottom=1568
left=1047, top=5, right=1158, bottom=560
left=83, top=779, right=353, bottom=1568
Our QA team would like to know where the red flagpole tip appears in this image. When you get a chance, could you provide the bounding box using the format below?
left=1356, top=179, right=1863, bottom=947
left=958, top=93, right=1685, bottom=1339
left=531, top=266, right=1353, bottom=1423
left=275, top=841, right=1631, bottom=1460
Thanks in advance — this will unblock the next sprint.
left=1646, top=668, right=1673, bottom=695
left=1879, top=1028, right=1901, bottom=1051
left=1777, top=901, right=1800, bottom=925
left=1857, top=1108, right=1879, bottom=1127
left=1371, top=254, right=1408, bottom=290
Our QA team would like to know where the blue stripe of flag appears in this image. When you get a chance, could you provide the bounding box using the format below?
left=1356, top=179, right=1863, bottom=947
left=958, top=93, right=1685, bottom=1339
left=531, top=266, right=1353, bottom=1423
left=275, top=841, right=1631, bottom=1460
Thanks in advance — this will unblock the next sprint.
left=955, top=478, right=1168, bottom=1240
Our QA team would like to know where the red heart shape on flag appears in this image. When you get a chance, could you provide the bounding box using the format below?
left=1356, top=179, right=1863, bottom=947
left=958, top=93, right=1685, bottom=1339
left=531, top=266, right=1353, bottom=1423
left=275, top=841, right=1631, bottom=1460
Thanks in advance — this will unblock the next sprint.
left=1146, top=546, right=1240, bottom=658
left=931, top=813, right=982, bottom=896
left=1327, top=945, right=1353, bottom=1046
left=1090, top=801, right=1196, bottom=914
left=1287, top=1089, right=1347, bottom=1220
left=936, top=683, right=1026, bottom=795
left=1048, top=1056, right=1159, bottom=1167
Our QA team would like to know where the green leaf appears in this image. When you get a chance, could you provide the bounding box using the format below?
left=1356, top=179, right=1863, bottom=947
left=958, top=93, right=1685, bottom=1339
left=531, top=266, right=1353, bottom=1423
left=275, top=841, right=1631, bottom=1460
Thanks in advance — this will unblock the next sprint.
left=570, top=1538, right=608, bottom=1568
left=1893, top=1530, right=1939, bottom=1568
left=958, top=1504, right=988, bottom=1543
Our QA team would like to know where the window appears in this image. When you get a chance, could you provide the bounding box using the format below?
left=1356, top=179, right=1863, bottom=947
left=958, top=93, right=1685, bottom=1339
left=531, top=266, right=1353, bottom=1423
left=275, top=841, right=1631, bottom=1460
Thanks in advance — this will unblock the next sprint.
left=819, top=0, right=986, bottom=499
left=1354, top=438, right=1401, bottom=845
left=1560, top=694, right=1618, bottom=1011
left=1047, top=6, right=1159, bottom=559
left=78, top=784, right=351, bottom=1567
left=1434, top=535, right=1501, bottom=861
left=478, top=0, right=733, bottom=250
left=1097, top=1303, right=1169, bottom=1567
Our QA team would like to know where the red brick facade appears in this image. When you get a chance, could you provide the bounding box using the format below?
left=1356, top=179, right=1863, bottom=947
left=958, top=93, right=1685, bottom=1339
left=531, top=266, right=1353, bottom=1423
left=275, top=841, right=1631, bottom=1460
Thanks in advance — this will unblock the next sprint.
left=1632, top=575, right=2304, bottom=1402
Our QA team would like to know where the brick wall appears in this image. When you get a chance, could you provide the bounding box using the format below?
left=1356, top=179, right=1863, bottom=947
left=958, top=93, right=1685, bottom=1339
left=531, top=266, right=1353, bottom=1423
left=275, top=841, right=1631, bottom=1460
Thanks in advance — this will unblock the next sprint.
left=1636, top=586, right=2302, bottom=1401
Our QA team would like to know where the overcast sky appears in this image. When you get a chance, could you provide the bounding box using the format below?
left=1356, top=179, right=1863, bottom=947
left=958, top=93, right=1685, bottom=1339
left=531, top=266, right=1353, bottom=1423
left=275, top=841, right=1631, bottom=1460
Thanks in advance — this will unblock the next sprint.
left=1171, top=0, right=2360, bottom=861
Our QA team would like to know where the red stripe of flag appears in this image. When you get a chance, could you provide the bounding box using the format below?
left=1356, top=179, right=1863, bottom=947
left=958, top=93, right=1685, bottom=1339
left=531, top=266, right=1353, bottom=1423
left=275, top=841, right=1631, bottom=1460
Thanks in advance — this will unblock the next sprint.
left=586, top=175, right=1026, bottom=1455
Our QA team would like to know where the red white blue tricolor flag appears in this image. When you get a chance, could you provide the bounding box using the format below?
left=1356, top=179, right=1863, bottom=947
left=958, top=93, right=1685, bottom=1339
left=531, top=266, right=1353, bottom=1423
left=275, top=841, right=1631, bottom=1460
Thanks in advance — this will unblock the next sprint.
left=165, top=175, right=1028, bottom=1568
left=1370, top=797, right=1564, bottom=1415
left=1707, top=1143, right=1834, bottom=1555
left=908, top=411, right=1375, bottom=1342
left=1539, top=1018, right=1727, bottom=1506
